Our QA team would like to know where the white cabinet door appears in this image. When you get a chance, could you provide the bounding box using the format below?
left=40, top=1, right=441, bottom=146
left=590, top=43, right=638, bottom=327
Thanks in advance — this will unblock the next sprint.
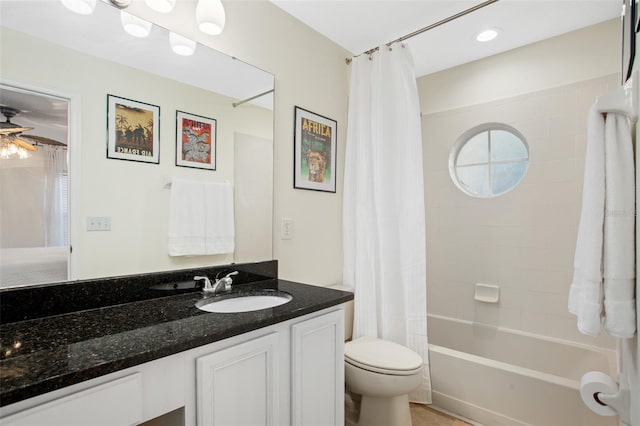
left=1, top=374, right=142, bottom=426
left=196, top=332, right=280, bottom=426
left=291, top=309, right=344, bottom=426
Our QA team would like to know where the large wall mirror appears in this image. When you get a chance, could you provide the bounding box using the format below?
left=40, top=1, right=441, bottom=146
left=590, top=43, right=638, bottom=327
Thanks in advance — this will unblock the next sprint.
left=0, top=0, right=274, bottom=288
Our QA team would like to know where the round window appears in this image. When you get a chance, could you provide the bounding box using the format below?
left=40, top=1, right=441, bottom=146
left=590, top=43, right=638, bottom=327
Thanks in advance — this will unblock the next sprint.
left=449, top=123, right=529, bottom=197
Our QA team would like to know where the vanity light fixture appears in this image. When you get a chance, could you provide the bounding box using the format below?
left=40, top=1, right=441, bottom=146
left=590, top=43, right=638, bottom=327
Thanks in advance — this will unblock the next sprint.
left=476, top=28, right=500, bottom=42
left=170, top=32, right=197, bottom=56
left=196, top=0, right=226, bottom=35
left=60, top=0, right=96, bottom=15
left=121, top=11, right=152, bottom=38
left=145, top=0, right=176, bottom=13
left=109, top=0, right=132, bottom=9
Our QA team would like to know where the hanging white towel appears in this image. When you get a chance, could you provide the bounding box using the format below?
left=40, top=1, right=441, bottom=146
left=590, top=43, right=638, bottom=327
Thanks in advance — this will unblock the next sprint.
left=602, top=113, right=636, bottom=338
left=569, top=104, right=606, bottom=336
left=168, top=178, right=235, bottom=256
left=569, top=105, right=636, bottom=338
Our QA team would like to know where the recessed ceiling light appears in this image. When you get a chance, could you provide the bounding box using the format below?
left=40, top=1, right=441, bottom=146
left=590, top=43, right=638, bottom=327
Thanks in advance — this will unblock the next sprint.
left=476, top=28, right=500, bottom=42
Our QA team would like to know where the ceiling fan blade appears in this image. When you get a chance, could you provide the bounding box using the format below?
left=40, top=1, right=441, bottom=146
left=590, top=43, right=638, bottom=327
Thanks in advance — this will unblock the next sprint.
left=0, top=126, right=34, bottom=135
left=11, top=136, right=38, bottom=152
left=21, top=134, right=67, bottom=147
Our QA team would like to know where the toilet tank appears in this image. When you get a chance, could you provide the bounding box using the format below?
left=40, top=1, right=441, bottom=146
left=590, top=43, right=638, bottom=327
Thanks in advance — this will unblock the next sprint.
left=329, top=284, right=354, bottom=341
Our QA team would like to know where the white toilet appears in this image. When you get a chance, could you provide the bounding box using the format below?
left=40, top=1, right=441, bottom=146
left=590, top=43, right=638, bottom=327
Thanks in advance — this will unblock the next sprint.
left=336, top=286, right=424, bottom=426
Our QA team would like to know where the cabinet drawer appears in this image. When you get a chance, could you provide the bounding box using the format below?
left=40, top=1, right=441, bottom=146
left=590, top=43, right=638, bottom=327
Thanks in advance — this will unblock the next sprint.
left=2, top=374, right=142, bottom=426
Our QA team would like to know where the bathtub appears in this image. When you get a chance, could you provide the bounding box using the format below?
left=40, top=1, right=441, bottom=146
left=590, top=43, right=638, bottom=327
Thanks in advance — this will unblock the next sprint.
left=427, top=314, right=617, bottom=426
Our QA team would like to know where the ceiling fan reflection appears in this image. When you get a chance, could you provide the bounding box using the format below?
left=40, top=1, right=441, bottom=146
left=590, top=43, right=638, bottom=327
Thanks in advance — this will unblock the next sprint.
left=0, top=106, right=66, bottom=159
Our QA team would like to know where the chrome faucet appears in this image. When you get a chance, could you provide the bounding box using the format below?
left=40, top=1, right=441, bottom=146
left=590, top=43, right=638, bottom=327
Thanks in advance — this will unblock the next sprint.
left=195, top=271, right=238, bottom=295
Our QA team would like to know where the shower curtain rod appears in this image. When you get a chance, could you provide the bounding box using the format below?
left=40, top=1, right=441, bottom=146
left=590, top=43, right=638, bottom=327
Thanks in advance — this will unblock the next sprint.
left=345, top=0, right=500, bottom=64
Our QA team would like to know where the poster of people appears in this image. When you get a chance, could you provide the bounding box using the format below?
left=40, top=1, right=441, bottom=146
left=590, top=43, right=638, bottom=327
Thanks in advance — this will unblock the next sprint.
left=294, top=106, right=337, bottom=192
left=107, top=94, right=160, bottom=164
left=176, top=111, right=216, bottom=170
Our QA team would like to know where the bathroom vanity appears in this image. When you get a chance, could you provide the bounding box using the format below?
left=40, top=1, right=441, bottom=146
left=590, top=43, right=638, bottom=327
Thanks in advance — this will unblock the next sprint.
left=0, top=261, right=353, bottom=426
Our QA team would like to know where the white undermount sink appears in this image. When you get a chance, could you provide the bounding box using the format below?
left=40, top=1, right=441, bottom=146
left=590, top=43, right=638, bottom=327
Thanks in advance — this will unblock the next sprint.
left=196, top=291, right=292, bottom=313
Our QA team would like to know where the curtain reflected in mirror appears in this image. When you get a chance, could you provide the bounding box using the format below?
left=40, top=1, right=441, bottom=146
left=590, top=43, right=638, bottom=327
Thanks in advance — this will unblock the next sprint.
left=0, top=85, right=69, bottom=287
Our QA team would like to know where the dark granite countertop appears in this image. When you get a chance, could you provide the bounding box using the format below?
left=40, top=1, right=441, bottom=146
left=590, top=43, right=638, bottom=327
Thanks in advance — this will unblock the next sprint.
left=0, top=262, right=353, bottom=407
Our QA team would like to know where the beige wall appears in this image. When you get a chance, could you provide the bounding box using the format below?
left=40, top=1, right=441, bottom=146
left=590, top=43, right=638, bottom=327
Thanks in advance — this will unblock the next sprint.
left=419, top=19, right=620, bottom=115
left=129, top=0, right=351, bottom=286
left=419, top=20, right=620, bottom=348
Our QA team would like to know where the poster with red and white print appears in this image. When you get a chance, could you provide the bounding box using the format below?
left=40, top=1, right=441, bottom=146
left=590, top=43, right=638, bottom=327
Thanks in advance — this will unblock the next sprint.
left=176, top=110, right=216, bottom=170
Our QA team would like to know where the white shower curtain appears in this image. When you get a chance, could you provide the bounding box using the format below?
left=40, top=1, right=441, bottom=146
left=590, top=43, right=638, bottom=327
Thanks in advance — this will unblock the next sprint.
left=343, top=44, right=431, bottom=403
left=44, top=146, right=67, bottom=247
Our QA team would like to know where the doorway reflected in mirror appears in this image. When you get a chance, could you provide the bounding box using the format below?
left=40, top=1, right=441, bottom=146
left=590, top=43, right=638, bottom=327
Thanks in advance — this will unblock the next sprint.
left=0, top=85, right=70, bottom=287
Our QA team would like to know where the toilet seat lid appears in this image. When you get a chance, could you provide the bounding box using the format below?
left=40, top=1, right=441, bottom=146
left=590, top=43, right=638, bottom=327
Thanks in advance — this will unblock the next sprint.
left=345, top=336, right=423, bottom=375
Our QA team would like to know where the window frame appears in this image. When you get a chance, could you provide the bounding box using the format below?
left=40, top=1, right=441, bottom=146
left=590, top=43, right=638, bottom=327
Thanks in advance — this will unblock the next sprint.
left=448, top=122, right=529, bottom=198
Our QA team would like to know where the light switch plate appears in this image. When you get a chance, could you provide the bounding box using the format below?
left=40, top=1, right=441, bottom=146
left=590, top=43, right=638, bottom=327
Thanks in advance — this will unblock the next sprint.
left=87, top=216, right=111, bottom=231
left=281, top=218, right=293, bottom=240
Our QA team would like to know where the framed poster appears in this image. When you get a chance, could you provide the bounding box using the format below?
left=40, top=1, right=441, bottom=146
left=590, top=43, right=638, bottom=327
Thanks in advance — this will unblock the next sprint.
left=176, top=110, right=216, bottom=170
left=107, top=94, right=160, bottom=164
left=293, top=106, right=337, bottom=193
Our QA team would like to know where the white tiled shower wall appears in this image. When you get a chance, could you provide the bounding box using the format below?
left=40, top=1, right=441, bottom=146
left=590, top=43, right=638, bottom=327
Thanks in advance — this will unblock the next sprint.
left=422, top=75, right=618, bottom=350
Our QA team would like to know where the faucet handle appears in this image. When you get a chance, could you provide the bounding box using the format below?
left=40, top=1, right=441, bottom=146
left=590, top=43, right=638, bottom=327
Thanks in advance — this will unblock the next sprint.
left=194, top=276, right=213, bottom=292
left=216, top=270, right=239, bottom=280
left=219, top=271, right=239, bottom=291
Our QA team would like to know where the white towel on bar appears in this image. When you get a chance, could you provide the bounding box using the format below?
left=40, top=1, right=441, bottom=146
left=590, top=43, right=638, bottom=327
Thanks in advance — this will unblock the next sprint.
left=602, top=113, right=636, bottom=338
left=569, top=104, right=605, bottom=336
left=168, top=178, right=235, bottom=256
left=569, top=104, right=636, bottom=338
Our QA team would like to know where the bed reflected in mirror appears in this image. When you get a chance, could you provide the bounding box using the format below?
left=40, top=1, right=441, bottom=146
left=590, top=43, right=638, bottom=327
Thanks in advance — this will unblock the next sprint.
left=0, top=86, right=70, bottom=287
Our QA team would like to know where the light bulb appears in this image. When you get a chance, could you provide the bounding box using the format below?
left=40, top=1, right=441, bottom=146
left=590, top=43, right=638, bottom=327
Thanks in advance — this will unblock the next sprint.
left=18, top=147, right=31, bottom=159
left=60, top=0, right=96, bottom=15
left=169, top=32, right=196, bottom=56
left=0, top=141, right=31, bottom=159
left=145, top=0, right=176, bottom=13
left=476, top=28, right=499, bottom=42
left=196, top=0, right=226, bottom=36
left=121, top=11, right=152, bottom=38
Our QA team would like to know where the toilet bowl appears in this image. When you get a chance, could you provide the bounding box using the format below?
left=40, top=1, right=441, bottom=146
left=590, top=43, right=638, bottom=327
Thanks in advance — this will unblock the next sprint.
left=345, top=336, right=423, bottom=426
left=331, top=285, right=424, bottom=426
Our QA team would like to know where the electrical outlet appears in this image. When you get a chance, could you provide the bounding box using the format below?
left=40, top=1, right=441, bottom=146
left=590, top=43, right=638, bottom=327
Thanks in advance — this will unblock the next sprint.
left=281, top=218, right=293, bottom=240
left=87, top=216, right=111, bottom=231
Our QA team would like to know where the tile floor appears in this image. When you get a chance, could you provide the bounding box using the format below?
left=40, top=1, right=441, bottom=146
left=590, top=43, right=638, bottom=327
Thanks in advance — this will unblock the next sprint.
left=410, top=403, right=473, bottom=426
left=346, top=392, right=472, bottom=426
